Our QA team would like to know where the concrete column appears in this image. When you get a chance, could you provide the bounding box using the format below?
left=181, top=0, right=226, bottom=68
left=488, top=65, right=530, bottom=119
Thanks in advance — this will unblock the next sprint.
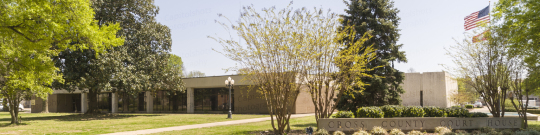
left=81, top=93, right=88, bottom=113
left=146, top=91, right=153, bottom=113
left=187, top=88, right=194, bottom=113
left=111, top=92, right=118, bottom=113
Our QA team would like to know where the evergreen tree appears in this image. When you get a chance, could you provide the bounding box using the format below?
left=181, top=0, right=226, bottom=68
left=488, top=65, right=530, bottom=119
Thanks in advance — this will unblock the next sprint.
left=336, top=0, right=407, bottom=111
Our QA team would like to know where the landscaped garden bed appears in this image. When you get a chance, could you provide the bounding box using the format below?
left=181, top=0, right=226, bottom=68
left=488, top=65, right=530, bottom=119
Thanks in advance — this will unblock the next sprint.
left=319, top=106, right=521, bottom=133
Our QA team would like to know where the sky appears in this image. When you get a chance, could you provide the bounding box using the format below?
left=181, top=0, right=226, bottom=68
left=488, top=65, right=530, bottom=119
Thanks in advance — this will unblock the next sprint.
left=154, top=0, right=495, bottom=76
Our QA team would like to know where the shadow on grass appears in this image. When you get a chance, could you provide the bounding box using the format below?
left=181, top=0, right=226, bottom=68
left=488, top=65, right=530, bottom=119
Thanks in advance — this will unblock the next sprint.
left=233, top=123, right=317, bottom=135
left=291, top=123, right=317, bottom=128
left=0, top=113, right=161, bottom=127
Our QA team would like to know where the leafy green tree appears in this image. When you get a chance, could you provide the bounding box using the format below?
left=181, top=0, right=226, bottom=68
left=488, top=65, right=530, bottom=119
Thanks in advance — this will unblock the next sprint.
left=450, top=78, right=478, bottom=105
left=54, top=0, right=183, bottom=114
left=184, top=71, right=205, bottom=78
left=168, top=54, right=185, bottom=76
left=0, top=0, right=123, bottom=123
left=336, top=0, right=407, bottom=111
left=493, top=0, right=540, bottom=127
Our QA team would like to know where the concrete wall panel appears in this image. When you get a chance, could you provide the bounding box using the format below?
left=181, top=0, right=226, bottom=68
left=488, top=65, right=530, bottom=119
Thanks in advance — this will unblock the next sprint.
left=401, top=72, right=457, bottom=108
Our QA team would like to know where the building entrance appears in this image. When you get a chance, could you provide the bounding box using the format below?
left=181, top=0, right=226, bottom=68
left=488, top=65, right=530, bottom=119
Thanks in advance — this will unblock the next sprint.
left=194, top=88, right=234, bottom=112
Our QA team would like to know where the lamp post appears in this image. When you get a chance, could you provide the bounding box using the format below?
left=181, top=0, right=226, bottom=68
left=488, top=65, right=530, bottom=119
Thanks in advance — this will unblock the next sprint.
left=225, top=77, right=234, bottom=119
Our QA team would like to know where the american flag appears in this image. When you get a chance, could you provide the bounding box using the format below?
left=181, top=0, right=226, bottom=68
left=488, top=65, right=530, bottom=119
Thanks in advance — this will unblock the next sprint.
left=464, top=6, right=490, bottom=31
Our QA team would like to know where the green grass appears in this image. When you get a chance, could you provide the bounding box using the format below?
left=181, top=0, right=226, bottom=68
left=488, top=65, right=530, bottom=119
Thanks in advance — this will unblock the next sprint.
left=528, top=121, right=540, bottom=131
left=153, top=116, right=316, bottom=135
left=0, top=112, right=267, bottom=134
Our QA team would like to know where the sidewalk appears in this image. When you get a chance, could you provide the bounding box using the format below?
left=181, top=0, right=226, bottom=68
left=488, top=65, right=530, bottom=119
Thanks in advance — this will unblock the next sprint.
left=101, top=113, right=315, bottom=135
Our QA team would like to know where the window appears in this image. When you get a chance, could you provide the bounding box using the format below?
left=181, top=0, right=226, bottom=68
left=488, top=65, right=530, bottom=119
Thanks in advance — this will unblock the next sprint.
left=194, top=88, right=233, bottom=112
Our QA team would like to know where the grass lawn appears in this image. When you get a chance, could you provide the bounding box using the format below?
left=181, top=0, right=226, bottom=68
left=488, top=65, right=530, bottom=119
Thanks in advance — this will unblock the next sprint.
left=153, top=116, right=317, bottom=135
left=528, top=121, right=540, bottom=131
left=0, top=112, right=267, bottom=134
left=154, top=117, right=540, bottom=135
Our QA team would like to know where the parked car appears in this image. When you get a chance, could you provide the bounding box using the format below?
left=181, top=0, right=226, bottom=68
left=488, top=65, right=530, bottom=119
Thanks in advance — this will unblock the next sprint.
left=0, top=104, right=24, bottom=111
left=474, top=102, right=483, bottom=108
left=527, top=105, right=539, bottom=109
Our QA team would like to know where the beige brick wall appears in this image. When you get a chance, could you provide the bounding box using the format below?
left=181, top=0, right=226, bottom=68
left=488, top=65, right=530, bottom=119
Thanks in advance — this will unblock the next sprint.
left=233, top=85, right=315, bottom=114
left=295, top=86, right=316, bottom=114
left=234, top=86, right=268, bottom=114
left=31, top=96, right=44, bottom=113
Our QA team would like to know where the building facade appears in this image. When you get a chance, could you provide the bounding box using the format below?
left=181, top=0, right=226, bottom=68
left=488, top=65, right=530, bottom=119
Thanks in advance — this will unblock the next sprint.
left=31, top=72, right=457, bottom=113
left=401, top=72, right=458, bottom=107
left=31, top=75, right=316, bottom=114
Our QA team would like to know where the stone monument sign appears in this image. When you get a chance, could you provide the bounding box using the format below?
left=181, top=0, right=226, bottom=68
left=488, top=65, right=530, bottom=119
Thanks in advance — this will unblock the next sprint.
left=318, top=117, right=522, bottom=131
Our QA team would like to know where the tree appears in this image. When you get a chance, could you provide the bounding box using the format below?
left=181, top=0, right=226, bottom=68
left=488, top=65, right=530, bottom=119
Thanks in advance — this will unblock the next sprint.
left=492, top=0, right=540, bottom=127
left=168, top=54, right=185, bottom=76
left=184, top=71, right=205, bottom=78
left=0, top=0, right=123, bottom=123
left=407, top=68, right=416, bottom=73
left=336, top=0, right=407, bottom=112
left=493, top=0, right=540, bottom=71
left=292, top=9, right=377, bottom=127
left=449, top=92, right=474, bottom=106
left=53, top=0, right=182, bottom=114
left=446, top=23, right=526, bottom=118
left=212, top=4, right=352, bottom=134
left=450, top=78, right=478, bottom=106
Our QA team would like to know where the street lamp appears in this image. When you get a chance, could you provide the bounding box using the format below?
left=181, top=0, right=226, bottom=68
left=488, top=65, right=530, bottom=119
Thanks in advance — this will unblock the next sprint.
left=225, top=77, right=234, bottom=119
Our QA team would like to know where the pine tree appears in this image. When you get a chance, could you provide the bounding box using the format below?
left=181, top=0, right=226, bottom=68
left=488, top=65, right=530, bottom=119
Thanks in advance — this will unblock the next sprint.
left=336, top=0, right=407, bottom=111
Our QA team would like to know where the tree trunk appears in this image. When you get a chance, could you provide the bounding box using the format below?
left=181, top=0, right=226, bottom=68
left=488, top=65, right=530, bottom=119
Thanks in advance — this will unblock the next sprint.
left=41, top=95, right=49, bottom=113
left=85, top=90, right=100, bottom=114
left=123, top=93, right=129, bottom=112
left=8, top=97, right=20, bottom=124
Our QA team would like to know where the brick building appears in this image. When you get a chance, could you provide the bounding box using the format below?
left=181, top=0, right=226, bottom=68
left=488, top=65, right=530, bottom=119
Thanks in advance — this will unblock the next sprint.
left=31, top=71, right=457, bottom=113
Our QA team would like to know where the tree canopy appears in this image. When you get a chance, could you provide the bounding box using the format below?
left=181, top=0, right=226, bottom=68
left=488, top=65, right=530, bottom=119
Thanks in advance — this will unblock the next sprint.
left=0, top=0, right=123, bottom=123
left=53, top=0, right=183, bottom=114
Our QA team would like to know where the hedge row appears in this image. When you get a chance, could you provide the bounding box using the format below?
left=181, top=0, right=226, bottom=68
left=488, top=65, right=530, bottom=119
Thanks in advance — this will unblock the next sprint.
left=334, top=105, right=487, bottom=118
left=504, top=108, right=540, bottom=114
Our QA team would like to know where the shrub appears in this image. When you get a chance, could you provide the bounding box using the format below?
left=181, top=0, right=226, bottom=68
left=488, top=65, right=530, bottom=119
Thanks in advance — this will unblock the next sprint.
left=468, top=112, right=488, bottom=117
left=333, top=131, right=346, bottom=135
left=465, top=104, right=473, bottom=109
left=334, top=111, right=355, bottom=118
left=424, top=106, right=447, bottom=117
left=370, top=126, right=387, bottom=135
left=314, top=129, right=329, bottom=135
left=389, top=128, right=405, bottom=135
left=455, top=130, right=468, bottom=134
left=408, top=130, right=424, bottom=135
left=516, top=130, right=540, bottom=135
left=445, top=130, right=468, bottom=135
left=435, top=126, right=452, bottom=134
left=451, top=105, right=461, bottom=108
left=471, top=130, right=482, bottom=134
left=480, top=127, right=496, bottom=133
left=380, top=105, right=403, bottom=118
left=402, top=106, right=425, bottom=117
left=353, top=130, right=371, bottom=135
left=357, top=107, right=384, bottom=118
left=445, top=107, right=469, bottom=117
left=500, top=129, right=514, bottom=135
left=505, top=108, right=540, bottom=114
